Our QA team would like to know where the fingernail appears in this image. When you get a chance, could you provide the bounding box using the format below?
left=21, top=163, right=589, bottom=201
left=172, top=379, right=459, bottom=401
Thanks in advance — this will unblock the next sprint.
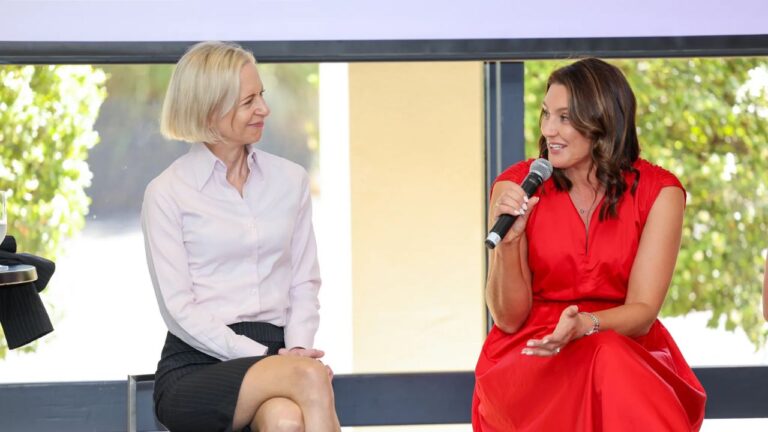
left=522, top=203, right=529, bottom=211
left=526, top=340, right=535, bottom=346
left=524, top=196, right=529, bottom=203
left=521, top=349, right=532, bottom=355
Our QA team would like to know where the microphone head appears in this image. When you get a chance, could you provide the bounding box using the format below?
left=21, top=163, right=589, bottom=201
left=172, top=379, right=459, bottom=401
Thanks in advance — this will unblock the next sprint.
left=530, top=158, right=553, bottom=181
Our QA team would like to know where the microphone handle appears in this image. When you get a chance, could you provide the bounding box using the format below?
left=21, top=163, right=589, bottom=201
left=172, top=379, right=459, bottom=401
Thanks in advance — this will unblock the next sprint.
left=484, top=214, right=519, bottom=249
left=519, top=173, right=543, bottom=197
left=484, top=172, right=543, bottom=249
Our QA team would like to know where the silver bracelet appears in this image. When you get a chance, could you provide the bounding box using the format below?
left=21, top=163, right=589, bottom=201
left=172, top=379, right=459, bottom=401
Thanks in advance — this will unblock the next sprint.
left=580, top=311, right=600, bottom=336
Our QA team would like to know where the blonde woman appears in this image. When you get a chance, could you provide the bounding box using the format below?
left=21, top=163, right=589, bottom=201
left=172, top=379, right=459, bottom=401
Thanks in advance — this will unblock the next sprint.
left=142, top=41, right=340, bottom=432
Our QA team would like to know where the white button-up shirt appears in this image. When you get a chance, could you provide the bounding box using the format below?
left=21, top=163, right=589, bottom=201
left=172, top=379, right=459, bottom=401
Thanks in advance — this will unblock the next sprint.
left=141, top=143, right=320, bottom=361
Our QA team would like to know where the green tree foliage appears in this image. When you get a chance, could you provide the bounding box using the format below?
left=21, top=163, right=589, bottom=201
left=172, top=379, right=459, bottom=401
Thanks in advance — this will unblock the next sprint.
left=0, top=65, right=107, bottom=357
left=524, top=58, right=768, bottom=347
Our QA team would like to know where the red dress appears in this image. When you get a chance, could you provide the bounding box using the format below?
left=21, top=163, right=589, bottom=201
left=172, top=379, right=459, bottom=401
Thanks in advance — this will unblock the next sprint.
left=473, top=159, right=706, bottom=431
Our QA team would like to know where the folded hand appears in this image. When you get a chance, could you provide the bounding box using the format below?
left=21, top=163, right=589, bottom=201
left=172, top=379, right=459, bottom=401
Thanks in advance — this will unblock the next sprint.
left=278, top=347, right=333, bottom=379
left=278, top=347, right=325, bottom=359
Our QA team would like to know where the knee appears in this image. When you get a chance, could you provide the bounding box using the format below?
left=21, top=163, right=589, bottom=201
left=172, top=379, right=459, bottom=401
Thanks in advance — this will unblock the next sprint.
left=292, top=357, right=330, bottom=388
left=261, top=417, right=304, bottom=432
left=254, top=399, right=305, bottom=432
left=584, top=330, right=631, bottom=355
left=583, top=332, right=647, bottom=382
left=276, top=416, right=305, bottom=432
left=578, top=331, right=636, bottom=370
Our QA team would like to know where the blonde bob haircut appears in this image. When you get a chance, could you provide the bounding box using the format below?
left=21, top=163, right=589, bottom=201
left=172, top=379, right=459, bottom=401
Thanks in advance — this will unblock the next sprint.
left=161, top=41, right=256, bottom=143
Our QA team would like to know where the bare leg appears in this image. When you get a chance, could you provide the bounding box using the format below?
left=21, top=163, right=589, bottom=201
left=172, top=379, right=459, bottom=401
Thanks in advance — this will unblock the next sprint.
left=250, top=397, right=303, bottom=432
left=231, top=355, right=340, bottom=431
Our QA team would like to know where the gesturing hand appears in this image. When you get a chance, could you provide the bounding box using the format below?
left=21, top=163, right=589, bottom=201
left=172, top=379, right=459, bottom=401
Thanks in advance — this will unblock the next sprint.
left=522, top=305, right=583, bottom=357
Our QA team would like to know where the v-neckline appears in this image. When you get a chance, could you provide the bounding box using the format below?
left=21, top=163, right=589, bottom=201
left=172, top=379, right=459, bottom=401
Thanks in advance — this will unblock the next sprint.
left=565, top=192, right=605, bottom=253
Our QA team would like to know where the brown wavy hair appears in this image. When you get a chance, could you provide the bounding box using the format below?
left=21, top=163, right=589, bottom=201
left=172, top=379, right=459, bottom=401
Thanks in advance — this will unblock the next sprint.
left=538, top=58, right=640, bottom=220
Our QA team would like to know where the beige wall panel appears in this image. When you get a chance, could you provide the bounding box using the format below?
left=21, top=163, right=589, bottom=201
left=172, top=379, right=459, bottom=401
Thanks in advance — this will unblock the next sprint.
left=348, top=62, right=486, bottom=372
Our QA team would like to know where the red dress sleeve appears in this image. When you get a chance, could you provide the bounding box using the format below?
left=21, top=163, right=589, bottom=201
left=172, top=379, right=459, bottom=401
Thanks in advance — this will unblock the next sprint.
left=635, top=159, right=686, bottom=226
left=491, top=158, right=535, bottom=198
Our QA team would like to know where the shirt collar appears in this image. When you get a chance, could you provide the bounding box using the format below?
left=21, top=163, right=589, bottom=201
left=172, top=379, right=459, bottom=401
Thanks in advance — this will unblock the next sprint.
left=189, top=143, right=262, bottom=191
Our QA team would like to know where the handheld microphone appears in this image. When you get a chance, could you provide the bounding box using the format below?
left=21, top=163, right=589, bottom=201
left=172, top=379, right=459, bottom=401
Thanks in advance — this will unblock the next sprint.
left=485, top=158, right=553, bottom=249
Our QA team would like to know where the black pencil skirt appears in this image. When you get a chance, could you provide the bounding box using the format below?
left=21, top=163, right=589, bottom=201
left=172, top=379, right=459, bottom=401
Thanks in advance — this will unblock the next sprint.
left=153, top=322, right=286, bottom=432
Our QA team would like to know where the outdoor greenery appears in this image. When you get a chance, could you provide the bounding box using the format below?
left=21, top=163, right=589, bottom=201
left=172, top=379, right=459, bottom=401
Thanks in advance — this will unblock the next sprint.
left=0, top=65, right=107, bottom=357
left=524, top=58, right=768, bottom=347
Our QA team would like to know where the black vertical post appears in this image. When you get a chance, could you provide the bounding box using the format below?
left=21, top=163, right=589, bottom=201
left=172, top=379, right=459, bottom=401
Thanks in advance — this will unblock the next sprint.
left=484, top=61, right=526, bottom=333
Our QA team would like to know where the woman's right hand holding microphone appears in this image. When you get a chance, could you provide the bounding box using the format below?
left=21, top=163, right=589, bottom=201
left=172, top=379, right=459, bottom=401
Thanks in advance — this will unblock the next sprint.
left=491, top=181, right=540, bottom=243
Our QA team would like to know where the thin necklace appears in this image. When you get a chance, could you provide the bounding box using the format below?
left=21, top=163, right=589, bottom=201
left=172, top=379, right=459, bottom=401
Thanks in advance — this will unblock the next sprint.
left=574, top=190, right=600, bottom=216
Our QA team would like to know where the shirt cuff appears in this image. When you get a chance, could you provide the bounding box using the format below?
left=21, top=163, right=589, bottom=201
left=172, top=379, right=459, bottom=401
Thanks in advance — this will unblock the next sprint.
left=284, top=328, right=314, bottom=350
